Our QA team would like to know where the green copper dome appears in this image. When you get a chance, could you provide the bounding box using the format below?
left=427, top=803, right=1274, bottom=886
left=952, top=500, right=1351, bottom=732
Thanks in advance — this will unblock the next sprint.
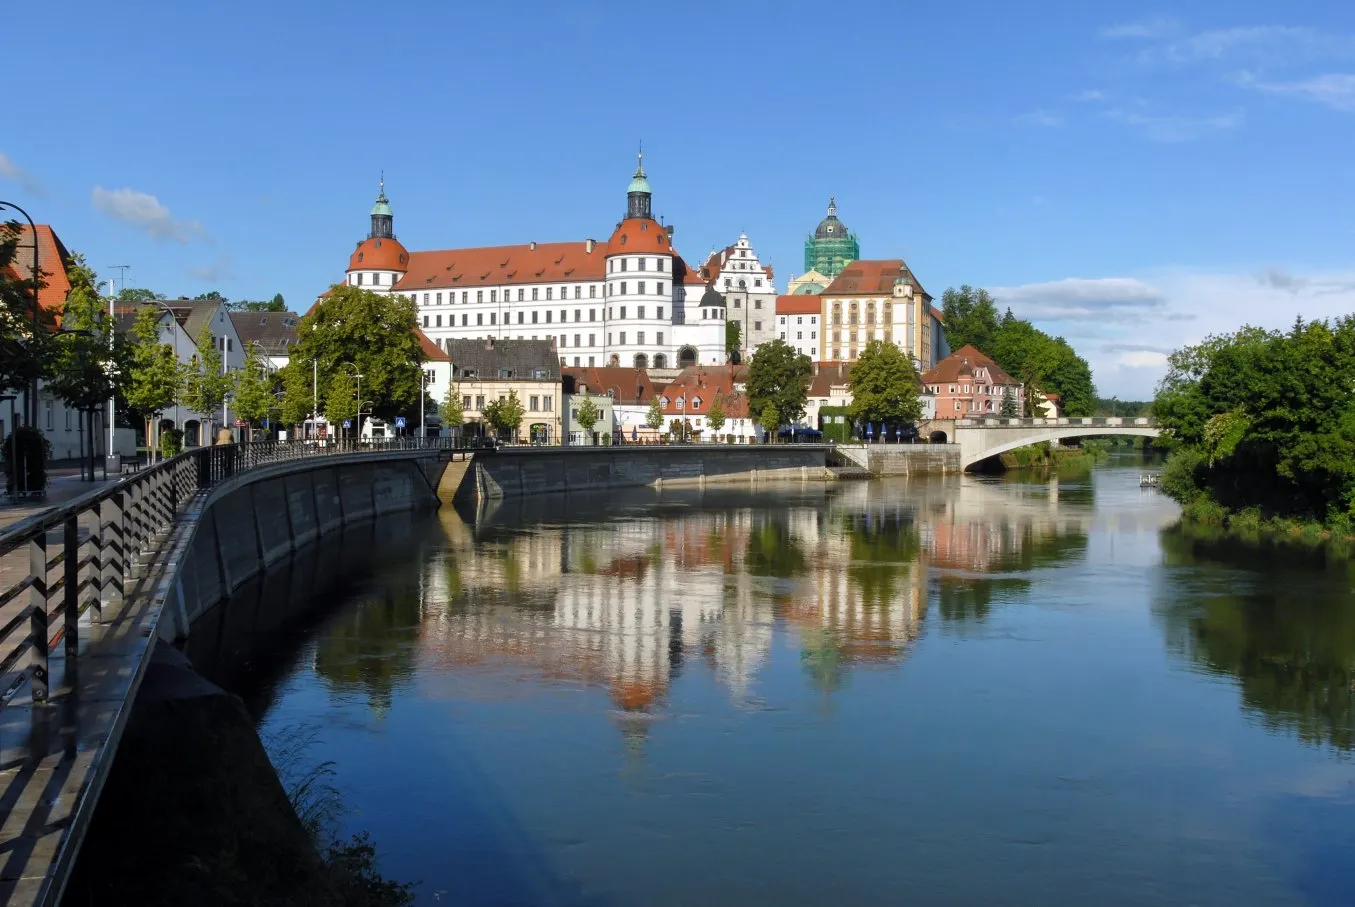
left=371, top=177, right=392, bottom=217
left=627, top=153, right=651, bottom=195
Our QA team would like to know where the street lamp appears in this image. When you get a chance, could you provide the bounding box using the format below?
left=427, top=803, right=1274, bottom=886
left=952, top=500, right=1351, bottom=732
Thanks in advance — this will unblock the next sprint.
left=0, top=201, right=41, bottom=427
left=339, top=363, right=362, bottom=440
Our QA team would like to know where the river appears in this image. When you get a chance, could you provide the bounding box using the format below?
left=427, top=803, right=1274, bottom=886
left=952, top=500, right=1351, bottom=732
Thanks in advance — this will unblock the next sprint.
left=245, top=458, right=1355, bottom=907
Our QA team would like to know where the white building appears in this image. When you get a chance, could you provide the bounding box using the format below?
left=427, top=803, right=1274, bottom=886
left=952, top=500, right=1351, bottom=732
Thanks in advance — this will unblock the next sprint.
left=700, top=233, right=777, bottom=359
left=339, top=157, right=727, bottom=373
left=775, top=294, right=821, bottom=363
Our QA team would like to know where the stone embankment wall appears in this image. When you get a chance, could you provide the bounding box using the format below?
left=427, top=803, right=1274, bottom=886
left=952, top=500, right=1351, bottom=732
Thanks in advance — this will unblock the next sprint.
left=834, top=444, right=962, bottom=475
left=446, top=445, right=830, bottom=502
left=161, top=454, right=439, bottom=642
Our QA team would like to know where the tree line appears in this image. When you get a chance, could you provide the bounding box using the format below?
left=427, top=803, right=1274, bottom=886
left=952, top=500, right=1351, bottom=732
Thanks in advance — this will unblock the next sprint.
left=1155, top=316, right=1355, bottom=535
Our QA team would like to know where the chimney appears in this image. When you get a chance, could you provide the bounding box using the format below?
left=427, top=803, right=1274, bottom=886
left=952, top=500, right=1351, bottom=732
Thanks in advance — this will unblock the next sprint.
left=586, top=238, right=595, bottom=253
left=485, top=337, right=494, bottom=350
left=665, top=225, right=674, bottom=237
left=529, top=241, right=537, bottom=251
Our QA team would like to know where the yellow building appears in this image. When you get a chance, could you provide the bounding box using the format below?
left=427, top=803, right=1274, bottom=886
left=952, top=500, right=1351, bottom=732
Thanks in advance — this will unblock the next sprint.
left=819, top=259, right=945, bottom=370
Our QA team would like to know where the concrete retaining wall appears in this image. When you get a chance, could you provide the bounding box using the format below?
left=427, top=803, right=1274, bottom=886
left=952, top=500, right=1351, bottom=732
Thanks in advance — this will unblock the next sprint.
left=467, top=445, right=829, bottom=500
left=847, top=444, right=962, bottom=476
left=160, top=454, right=439, bottom=643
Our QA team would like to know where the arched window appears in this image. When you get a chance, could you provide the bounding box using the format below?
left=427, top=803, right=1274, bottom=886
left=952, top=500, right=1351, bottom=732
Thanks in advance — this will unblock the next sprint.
left=633, top=353, right=648, bottom=368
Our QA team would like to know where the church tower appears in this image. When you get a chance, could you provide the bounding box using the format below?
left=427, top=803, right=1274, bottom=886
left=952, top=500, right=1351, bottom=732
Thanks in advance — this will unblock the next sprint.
left=626, top=150, right=652, bottom=220
left=803, top=197, right=860, bottom=278
left=370, top=176, right=394, bottom=239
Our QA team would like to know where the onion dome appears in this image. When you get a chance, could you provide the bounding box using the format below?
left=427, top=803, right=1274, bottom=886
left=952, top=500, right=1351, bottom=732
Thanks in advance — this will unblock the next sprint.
left=606, top=217, right=672, bottom=255
left=347, top=236, right=409, bottom=272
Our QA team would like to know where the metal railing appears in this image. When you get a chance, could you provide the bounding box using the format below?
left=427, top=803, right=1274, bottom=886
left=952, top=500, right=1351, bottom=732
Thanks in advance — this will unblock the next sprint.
left=0, top=437, right=459, bottom=710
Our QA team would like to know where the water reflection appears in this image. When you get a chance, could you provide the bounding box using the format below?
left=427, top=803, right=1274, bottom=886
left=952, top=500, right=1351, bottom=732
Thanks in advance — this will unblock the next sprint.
left=1154, top=529, right=1355, bottom=751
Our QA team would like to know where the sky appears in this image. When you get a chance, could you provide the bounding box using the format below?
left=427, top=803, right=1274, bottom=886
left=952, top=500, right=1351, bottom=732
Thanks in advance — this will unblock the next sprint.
left=6, top=0, right=1355, bottom=399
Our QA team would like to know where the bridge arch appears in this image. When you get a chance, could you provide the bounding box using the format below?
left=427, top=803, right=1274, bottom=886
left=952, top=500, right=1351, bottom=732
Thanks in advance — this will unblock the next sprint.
left=954, top=419, right=1160, bottom=470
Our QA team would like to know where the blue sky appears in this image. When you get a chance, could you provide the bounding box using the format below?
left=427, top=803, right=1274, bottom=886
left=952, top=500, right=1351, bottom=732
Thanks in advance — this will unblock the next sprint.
left=6, top=0, right=1355, bottom=398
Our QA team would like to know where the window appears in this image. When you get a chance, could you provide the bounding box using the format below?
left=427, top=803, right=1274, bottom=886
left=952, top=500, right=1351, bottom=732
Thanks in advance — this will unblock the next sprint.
left=462, top=395, right=471, bottom=410
left=658, top=258, right=666, bottom=272
left=590, top=285, right=597, bottom=298
left=780, top=332, right=786, bottom=340
left=532, top=311, right=539, bottom=323
left=657, top=281, right=664, bottom=295
left=477, top=313, right=483, bottom=326
left=949, top=385, right=956, bottom=393
left=422, top=315, right=429, bottom=327
left=490, top=290, right=497, bottom=303
left=609, top=260, right=615, bottom=273
left=657, top=306, right=664, bottom=319
left=462, top=313, right=469, bottom=326
left=608, top=333, right=612, bottom=345
left=638, top=331, right=645, bottom=344
left=797, top=317, right=803, bottom=325
left=574, top=356, right=580, bottom=366
left=755, top=279, right=762, bottom=287
left=734, top=298, right=741, bottom=308
left=797, top=332, right=802, bottom=340
left=589, top=333, right=595, bottom=346
left=530, top=395, right=540, bottom=411
left=588, top=356, right=595, bottom=366
left=590, top=308, right=596, bottom=321
left=620, top=306, right=627, bottom=319
left=532, top=288, right=539, bottom=301
left=656, top=331, right=664, bottom=345
left=546, top=287, right=553, bottom=301
left=621, top=259, right=628, bottom=272
left=754, top=321, right=762, bottom=331
left=518, top=312, right=525, bottom=324
left=461, top=292, right=468, bottom=303
left=475, top=395, right=485, bottom=410
left=517, top=289, right=524, bottom=301
left=575, top=309, right=581, bottom=322
left=638, top=281, right=646, bottom=295
left=724, top=279, right=731, bottom=288
left=619, top=331, right=626, bottom=344
left=545, top=311, right=553, bottom=324
left=574, top=286, right=581, bottom=299
left=638, top=258, right=646, bottom=271
left=543, top=395, right=553, bottom=411
left=490, top=312, right=496, bottom=325
left=477, top=291, right=483, bottom=303
left=435, top=315, right=443, bottom=327
left=811, top=331, right=817, bottom=339
left=435, top=292, right=442, bottom=304
left=621, top=282, right=627, bottom=295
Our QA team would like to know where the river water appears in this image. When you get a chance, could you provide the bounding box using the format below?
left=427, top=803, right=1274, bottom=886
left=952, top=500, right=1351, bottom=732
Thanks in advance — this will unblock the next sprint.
left=248, top=458, right=1355, bottom=907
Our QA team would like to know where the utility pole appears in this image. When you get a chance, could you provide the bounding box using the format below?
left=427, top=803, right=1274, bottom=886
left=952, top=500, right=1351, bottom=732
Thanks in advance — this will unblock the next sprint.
left=105, top=267, right=129, bottom=471
left=312, top=358, right=318, bottom=441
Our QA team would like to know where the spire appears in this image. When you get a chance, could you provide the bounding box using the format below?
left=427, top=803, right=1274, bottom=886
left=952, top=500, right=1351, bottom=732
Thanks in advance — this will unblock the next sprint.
left=626, top=145, right=653, bottom=220
left=828, top=195, right=837, bottom=216
left=369, top=174, right=394, bottom=239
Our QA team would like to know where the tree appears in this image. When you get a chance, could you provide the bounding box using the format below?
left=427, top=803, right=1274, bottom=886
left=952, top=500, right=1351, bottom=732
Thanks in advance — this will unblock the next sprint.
left=575, top=396, right=601, bottom=444
left=287, top=285, right=423, bottom=425
left=707, top=396, right=726, bottom=435
left=645, top=398, right=664, bottom=433
left=195, top=290, right=226, bottom=302
left=233, top=347, right=274, bottom=439
left=484, top=390, right=524, bottom=442
left=440, top=384, right=464, bottom=436
left=324, top=369, right=357, bottom=434
left=1000, top=388, right=1018, bottom=417
left=759, top=403, right=779, bottom=441
left=941, top=285, right=1001, bottom=354
left=989, top=315, right=1095, bottom=416
left=229, top=296, right=288, bottom=313
left=116, top=287, right=164, bottom=303
left=726, top=319, right=742, bottom=356
left=747, top=338, right=812, bottom=430
left=124, top=307, right=182, bottom=461
left=0, top=221, right=53, bottom=399
left=280, top=362, right=314, bottom=429
left=183, top=324, right=233, bottom=425
left=847, top=340, right=922, bottom=427
left=47, top=255, right=124, bottom=475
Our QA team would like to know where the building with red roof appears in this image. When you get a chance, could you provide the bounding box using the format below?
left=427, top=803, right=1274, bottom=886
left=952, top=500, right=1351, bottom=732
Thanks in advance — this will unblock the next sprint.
left=921, top=344, right=1025, bottom=418
left=819, top=259, right=946, bottom=370
left=333, top=153, right=727, bottom=375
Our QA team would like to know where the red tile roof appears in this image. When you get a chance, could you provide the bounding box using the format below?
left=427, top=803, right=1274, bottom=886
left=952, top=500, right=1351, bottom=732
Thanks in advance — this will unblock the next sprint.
left=822, top=258, right=931, bottom=300
left=394, top=240, right=606, bottom=292
left=658, top=366, right=750, bottom=418
left=347, top=236, right=409, bottom=272
left=2, top=224, right=72, bottom=324
left=776, top=294, right=821, bottom=315
left=416, top=327, right=450, bottom=362
left=607, top=218, right=674, bottom=256
left=561, top=366, right=658, bottom=404
left=921, top=344, right=1020, bottom=387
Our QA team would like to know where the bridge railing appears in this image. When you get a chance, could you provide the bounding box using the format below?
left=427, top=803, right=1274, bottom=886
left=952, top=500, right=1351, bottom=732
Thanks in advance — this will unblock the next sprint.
left=954, top=416, right=1156, bottom=427
left=0, top=436, right=460, bottom=712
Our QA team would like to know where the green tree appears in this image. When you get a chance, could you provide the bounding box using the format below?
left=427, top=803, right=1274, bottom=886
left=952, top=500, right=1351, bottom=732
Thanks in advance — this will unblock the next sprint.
left=847, top=340, right=922, bottom=427
left=116, top=287, right=164, bottom=303
left=0, top=221, right=53, bottom=399
left=484, top=390, right=524, bottom=442
left=989, top=316, right=1095, bottom=416
left=747, top=338, right=812, bottom=429
left=759, top=402, right=779, bottom=440
left=195, top=290, right=226, bottom=302
left=575, top=396, right=601, bottom=444
left=726, top=319, right=742, bottom=356
left=1000, top=388, right=1018, bottom=417
left=289, top=285, right=423, bottom=425
left=183, top=324, right=234, bottom=424
left=707, top=396, right=726, bottom=434
left=280, top=361, right=315, bottom=429
left=941, top=285, right=1001, bottom=354
left=439, top=383, right=464, bottom=436
left=47, top=256, right=124, bottom=472
left=125, top=307, right=183, bottom=460
left=325, top=369, right=357, bottom=433
left=645, top=398, right=664, bottom=432
left=233, top=347, right=274, bottom=439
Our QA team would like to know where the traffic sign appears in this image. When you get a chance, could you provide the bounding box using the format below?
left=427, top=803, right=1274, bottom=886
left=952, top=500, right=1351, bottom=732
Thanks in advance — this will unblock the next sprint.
left=234, top=420, right=245, bottom=428
left=343, top=419, right=351, bottom=429
left=395, top=416, right=406, bottom=429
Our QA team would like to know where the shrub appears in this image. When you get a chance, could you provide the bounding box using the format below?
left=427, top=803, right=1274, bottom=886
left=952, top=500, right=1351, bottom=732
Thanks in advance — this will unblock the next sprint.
left=1160, top=447, right=1206, bottom=505
left=2, top=426, right=50, bottom=495
left=160, top=427, right=185, bottom=458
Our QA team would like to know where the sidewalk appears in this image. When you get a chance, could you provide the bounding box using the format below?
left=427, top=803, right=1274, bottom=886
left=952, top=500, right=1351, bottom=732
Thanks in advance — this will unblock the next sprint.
left=1, top=470, right=120, bottom=531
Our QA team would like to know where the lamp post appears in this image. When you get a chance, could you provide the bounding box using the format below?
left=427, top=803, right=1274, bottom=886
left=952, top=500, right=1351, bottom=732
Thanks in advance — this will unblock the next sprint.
left=0, top=201, right=41, bottom=427
left=419, top=369, right=427, bottom=439
left=339, top=363, right=362, bottom=441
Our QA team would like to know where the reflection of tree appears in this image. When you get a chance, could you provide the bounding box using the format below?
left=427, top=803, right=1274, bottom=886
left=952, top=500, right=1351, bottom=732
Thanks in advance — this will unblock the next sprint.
left=1155, top=530, right=1355, bottom=751
left=936, top=577, right=1030, bottom=624
left=844, top=511, right=920, bottom=605
left=933, top=522, right=1087, bottom=626
left=799, top=627, right=847, bottom=695
left=743, top=517, right=806, bottom=578
left=313, top=587, right=422, bottom=717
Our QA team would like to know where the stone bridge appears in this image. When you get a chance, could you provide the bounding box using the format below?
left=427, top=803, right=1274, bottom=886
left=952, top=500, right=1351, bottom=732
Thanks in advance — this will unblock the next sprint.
left=918, top=417, right=1160, bottom=470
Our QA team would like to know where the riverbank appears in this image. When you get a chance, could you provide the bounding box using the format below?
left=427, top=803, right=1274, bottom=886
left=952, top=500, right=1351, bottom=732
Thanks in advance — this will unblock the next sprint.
left=1177, top=496, right=1355, bottom=556
left=998, top=442, right=1108, bottom=470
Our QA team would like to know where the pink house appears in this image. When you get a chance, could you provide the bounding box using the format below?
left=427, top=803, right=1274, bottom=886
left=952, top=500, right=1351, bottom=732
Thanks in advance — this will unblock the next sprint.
left=921, top=345, right=1025, bottom=417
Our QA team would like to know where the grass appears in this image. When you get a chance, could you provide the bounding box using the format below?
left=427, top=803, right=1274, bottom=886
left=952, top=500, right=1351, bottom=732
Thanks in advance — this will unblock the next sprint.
left=1179, top=496, right=1355, bottom=557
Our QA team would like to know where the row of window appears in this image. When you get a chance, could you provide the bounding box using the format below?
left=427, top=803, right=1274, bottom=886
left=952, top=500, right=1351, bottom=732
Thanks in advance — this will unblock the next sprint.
left=461, top=394, right=554, bottom=413
left=416, top=285, right=598, bottom=305
left=609, top=257, right=667, bottom=273
left=730, top=298, right=764, bottom=309
left=722, top=277, right=764, bottom=289
left=780, top=331, right=819, bottom=341
left=929, top=384, right=1016, bottom=396
left=607, top=281, right=665, bottom=297
left=422, top=305, right=678, bottom=329
left=777, top=315, right=819, bottom=325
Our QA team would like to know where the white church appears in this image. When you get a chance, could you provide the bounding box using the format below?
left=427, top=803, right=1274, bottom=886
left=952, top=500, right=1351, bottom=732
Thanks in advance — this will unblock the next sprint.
left=339, top=155, right=728, bottom=370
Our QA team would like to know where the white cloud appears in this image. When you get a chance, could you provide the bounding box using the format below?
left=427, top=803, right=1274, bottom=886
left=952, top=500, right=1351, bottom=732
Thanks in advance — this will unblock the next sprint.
left=1245, top=72, right=1355, bottom=111
left=91, top=186, right=204, bottom=242
left=1104, top=107, right=1243, bottom=142
left=987, top=266, right=1355, bottom=398
left=1148, top=26, right=1355, bottom=67
left=1015, top=109, right=1064, bottom=127
left=189, top=254, right=234, bottom=282
left=1071, top=89, right=1107, bottom=103
left=0, top=151, right=42, bottom=194
left=1100, top=18, right=1180, bottom=40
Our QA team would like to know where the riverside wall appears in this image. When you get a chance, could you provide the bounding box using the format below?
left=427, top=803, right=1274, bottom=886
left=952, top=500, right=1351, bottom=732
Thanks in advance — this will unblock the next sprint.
left=449, top=445, right=831, bottom=502
left=833, top=444, right=962, bottom=475
left=161, top=453, right=440, bottom=643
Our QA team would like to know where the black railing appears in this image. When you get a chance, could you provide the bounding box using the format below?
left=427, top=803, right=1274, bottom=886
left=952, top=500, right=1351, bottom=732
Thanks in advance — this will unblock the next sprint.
left=0, top=437, right=459, bottom=709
